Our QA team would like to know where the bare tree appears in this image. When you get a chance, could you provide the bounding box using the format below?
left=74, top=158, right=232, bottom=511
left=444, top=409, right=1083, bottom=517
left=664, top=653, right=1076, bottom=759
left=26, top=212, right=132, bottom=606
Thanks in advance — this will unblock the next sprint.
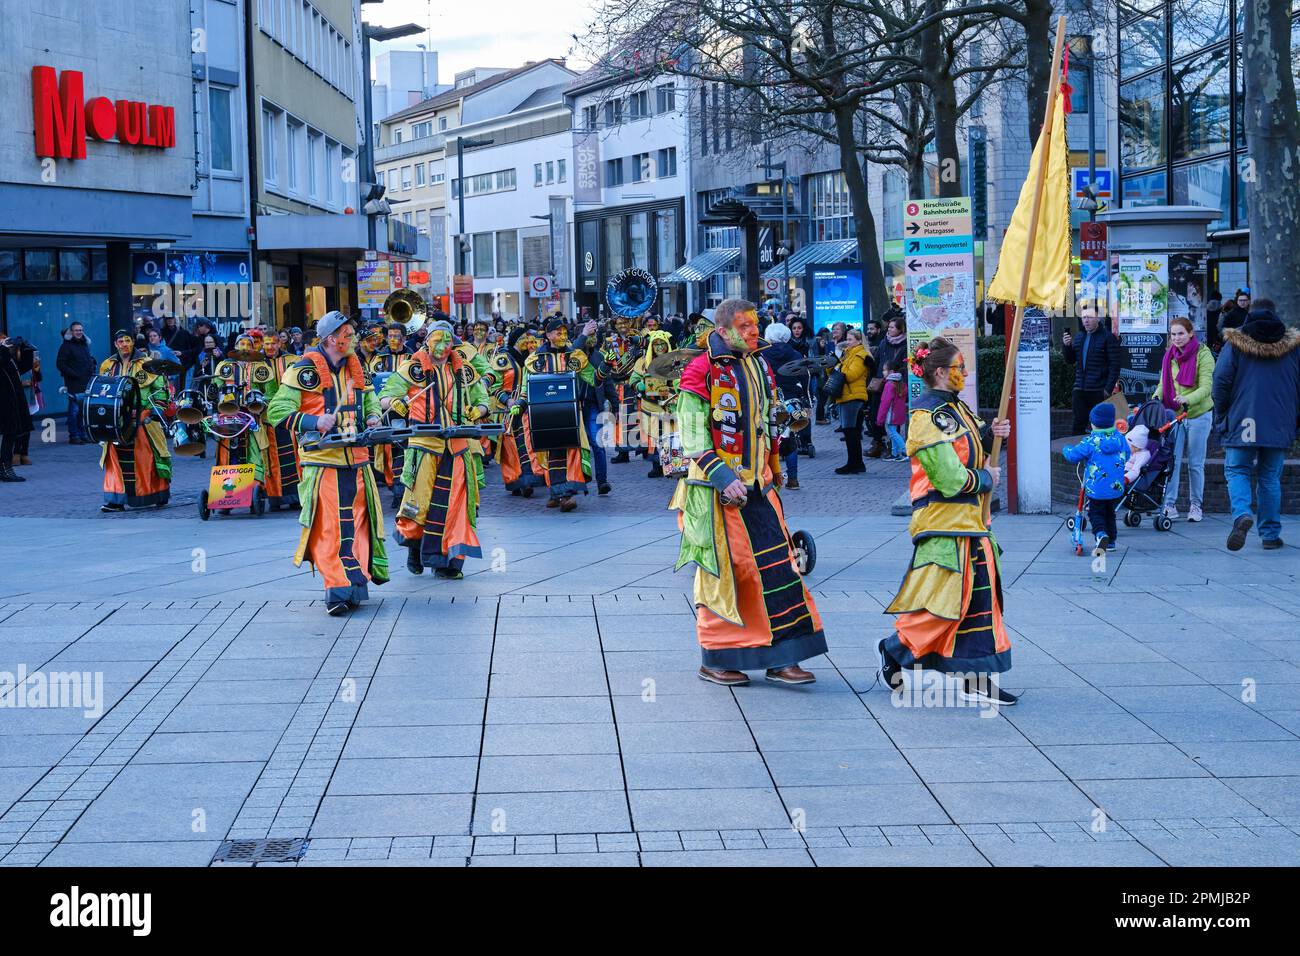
left=1242, top=0, right=1300, bottom=320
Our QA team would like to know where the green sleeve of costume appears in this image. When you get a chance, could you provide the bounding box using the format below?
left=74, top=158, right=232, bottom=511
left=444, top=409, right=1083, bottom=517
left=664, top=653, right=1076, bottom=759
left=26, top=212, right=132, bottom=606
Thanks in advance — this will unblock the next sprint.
left=630, top=370, right=646, bottom=392
left=265, top=383, right=301, bottom=428
left=575, top=361, right=596, bottom=387
left=379, top=371, right=413, bottom=402
left=466, top=374, right=489, bottom=412
left=915, top=442, right=970, bottom=498
left=362, top=387, right=380, bottom=421
left=678, top=391, right=712, bottom=456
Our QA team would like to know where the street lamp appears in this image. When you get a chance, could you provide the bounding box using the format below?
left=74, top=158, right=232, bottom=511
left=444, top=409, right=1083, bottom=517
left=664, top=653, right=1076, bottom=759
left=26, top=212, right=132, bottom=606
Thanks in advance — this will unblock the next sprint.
left=757, top=159, right=790, bottom=309
left=360, top=19, right=424, bottom=261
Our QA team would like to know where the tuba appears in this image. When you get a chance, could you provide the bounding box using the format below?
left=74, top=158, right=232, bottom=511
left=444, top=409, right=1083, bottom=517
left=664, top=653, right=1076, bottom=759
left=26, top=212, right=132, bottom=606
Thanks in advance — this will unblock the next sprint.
left=384, top=288, right=428, bottom=336
left=605, top=268, right=658, bottom=319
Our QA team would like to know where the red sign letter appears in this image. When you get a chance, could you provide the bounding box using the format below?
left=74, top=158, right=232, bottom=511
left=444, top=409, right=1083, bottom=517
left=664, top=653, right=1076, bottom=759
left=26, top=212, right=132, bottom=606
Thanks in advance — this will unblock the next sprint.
left=32, top=66, right=86, bottom=159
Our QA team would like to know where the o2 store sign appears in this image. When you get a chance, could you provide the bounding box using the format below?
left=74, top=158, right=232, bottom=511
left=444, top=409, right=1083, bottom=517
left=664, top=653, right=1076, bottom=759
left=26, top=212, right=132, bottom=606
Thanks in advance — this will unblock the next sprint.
left=32, top=65, right=176, bottom=160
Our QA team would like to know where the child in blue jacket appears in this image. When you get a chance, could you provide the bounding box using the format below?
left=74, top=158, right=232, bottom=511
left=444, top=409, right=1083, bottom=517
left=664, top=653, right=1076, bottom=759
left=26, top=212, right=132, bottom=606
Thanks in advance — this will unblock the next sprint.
left=1063, top=401, right=1130, bottom=554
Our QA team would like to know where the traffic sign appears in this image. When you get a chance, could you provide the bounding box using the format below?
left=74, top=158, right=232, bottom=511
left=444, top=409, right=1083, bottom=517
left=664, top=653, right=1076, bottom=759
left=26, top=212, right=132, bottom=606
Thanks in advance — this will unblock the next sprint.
left=527, top=275, right=554, bottom=298
left=764, top=277, right=781, bottom=295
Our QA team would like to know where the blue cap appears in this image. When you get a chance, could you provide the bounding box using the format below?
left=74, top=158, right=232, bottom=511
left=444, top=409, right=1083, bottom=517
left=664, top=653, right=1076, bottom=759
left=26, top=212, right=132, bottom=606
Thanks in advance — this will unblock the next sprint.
left=1090, top=401, right=1116, bottom=429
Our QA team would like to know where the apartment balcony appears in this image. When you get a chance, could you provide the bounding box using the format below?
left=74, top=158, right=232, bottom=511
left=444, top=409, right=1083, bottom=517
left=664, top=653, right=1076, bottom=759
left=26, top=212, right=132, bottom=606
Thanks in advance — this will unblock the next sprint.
left=374, top=133, right=446, bottom=164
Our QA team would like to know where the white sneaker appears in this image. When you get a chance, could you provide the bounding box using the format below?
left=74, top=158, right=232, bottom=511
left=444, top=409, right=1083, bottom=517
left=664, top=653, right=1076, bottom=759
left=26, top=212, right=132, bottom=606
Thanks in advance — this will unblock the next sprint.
left=1188, top=504, right=1203, bottom=522
left=1163, top=505, right=1179, bottom=521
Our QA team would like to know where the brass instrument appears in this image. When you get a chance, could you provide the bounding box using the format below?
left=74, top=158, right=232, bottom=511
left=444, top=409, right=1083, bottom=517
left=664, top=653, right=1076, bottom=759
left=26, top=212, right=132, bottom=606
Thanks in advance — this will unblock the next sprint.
left=384, top=288, right=428, bottom=336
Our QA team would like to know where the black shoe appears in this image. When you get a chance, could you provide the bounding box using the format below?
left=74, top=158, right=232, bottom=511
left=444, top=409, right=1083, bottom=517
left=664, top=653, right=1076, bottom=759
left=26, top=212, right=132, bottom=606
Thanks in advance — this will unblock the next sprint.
left=100, top=502, right=124, bottom=512
left=1227, top=515, right=1254, bottom=551
left=522, top=486, right=534, bottom=498
left=1263, top=538, right=1285, bottom=550
left=961, top=675, right=1019, bottom=706
left=647, top=466, right=663, bottom=478
left=1093, top=535, right=1110, bottom=557
left=434, top=567, right=464, bottom=579
left=326, top=602, right=349, bottom=617
left=879, top=639, right=903, bottom=691
left=511, top=488, right=522, bottom=496
left=807, top=446, right=816, bottom=459
left=1, top=465, right=26, bottom=483
left=834, top=464, right=866, bottom=475
left=598, top=482, right=612, bottom=495
left=610, top=452, right=630, bottom=464
left=406, top=546, right=424, bottom=575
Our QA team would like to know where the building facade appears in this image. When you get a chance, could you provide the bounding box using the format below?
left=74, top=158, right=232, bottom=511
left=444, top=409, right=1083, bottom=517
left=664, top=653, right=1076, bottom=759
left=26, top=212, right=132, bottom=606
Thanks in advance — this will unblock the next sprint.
left=567, top=67, right=690, bottom=317
left=1114, top=0, right=1300, bottom=294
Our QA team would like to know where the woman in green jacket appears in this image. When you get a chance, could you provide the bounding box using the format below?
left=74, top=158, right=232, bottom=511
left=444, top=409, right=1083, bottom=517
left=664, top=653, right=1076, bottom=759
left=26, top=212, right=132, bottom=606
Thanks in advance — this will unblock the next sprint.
left=1152, top=316, right=1214, bottom=522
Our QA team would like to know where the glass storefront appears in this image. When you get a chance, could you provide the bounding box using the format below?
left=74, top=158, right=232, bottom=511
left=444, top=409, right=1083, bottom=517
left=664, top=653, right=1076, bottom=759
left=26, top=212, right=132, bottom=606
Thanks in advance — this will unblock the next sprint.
left=575, top=200, right=685, bottom=314
left=1117, top=0, right=1300, bottom=232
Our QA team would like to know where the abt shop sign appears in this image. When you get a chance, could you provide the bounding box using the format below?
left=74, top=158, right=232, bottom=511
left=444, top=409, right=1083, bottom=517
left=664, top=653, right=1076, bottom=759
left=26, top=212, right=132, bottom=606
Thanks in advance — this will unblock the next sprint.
left=32, top=65, right=176, bottom=160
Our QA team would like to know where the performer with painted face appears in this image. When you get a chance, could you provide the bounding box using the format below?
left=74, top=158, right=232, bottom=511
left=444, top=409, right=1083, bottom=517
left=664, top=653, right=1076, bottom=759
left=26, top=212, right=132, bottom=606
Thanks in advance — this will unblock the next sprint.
left=98, top=330, right=172, bottom=512
left=259, top=332, right=300, bottom=509
left=520, top=318, right=594, bottom=511
left=357, top=322, right=386, bottom=366
left=367, top=323, right=413, bottom=509
left=379, top=319, right=490, bottom=578
left=602, top=316, right=641, bottom=464
left=630, top=329, right=678, bottom=478
left=491, top=325, right=544, bottom=496
left=266, top=312, right=388, bottom=615
left=879, top=337, right=1017, bottom=706
left=671, top=299, right=826, bottom=686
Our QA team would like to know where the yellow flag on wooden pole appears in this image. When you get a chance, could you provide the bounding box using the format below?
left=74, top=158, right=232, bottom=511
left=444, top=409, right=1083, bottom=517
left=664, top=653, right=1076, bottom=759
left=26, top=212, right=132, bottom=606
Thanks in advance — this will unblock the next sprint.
left=985, top=14, right=1070, bottom=520
left=987, top=80, right=1072, bottom=310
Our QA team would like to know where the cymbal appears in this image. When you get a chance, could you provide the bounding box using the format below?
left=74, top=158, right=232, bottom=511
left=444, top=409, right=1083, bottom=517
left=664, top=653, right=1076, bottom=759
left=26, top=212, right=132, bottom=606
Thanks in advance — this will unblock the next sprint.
left=647, top=348, right=701, bottom=379
left=142, top=358, right=183, bottom=375
left=777, top=357, right=824, bottom=377
left=225, top=349, right=264, bottom=363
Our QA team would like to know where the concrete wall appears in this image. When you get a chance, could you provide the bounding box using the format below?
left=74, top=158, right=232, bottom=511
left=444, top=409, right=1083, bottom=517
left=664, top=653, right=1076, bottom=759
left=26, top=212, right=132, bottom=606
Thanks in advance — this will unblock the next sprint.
left=0, top=0, right=194, bottom=199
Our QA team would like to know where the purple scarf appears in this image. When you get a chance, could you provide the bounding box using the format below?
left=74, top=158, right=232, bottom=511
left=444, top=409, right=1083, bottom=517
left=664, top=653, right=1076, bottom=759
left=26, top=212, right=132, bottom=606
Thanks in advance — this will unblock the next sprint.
left=1160, top=337, right=1199, bottom=411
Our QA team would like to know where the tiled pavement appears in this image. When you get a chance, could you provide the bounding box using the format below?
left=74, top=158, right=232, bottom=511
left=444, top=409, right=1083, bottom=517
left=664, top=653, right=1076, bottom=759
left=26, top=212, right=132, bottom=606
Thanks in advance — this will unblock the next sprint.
left=2, top=427, right=1299, bottom=866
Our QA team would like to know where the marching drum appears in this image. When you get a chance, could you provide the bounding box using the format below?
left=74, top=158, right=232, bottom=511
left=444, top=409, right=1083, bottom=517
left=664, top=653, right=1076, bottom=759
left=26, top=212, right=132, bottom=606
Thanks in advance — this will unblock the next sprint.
left=525, top=372, right=582, bottom=452
left=82, top=375, right=140, bottom=446
left=169, top=420, right=206, bottom=456
left=176, top=389, right=208, bottom=424
left=216, top=385, right=241, bottom=414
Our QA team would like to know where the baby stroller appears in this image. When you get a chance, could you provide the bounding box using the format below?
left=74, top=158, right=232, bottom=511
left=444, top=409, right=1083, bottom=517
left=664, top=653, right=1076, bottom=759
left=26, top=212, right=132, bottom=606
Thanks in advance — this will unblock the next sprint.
left=1120, top=400, right=1186, bottom=533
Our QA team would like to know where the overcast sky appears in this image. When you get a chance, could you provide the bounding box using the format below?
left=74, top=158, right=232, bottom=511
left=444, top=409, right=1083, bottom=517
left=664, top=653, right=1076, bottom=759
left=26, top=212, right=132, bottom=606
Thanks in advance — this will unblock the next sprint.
left=365, top=0, right=597, bottom=82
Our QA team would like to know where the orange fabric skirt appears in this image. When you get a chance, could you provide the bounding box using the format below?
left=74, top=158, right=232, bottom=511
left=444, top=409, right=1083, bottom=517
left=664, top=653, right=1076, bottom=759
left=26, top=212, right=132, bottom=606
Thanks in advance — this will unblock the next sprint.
left=304, top=466, right=374, bottom=600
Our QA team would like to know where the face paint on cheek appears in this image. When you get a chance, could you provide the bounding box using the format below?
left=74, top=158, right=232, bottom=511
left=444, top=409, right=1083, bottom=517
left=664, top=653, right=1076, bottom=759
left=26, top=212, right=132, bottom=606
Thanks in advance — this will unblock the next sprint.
left=948, top=368, right=966, bottom=392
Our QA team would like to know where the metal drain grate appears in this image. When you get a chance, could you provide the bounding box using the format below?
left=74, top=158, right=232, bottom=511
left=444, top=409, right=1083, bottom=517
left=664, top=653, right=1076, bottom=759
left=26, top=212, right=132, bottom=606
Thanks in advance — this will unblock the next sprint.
left=212, top=837, right=309, bottom=864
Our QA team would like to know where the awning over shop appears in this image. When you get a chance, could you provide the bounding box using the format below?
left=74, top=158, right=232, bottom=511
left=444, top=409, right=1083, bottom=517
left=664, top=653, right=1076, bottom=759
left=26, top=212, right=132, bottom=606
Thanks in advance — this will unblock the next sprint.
left=762, top=239, right=858, bottom=282
left=662, top=247, right=741, bottom=284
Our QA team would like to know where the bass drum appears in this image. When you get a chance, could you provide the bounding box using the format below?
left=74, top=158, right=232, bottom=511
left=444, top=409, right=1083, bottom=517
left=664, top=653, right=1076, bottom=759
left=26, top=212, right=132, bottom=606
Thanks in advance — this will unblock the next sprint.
left=82, top=375, right=140, bottom=446
left=525, top=372, right=582, bottom=452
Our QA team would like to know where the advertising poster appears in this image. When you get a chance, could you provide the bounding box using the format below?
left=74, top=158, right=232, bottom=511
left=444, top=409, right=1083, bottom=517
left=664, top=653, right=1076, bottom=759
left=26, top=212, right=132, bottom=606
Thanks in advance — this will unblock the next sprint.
left=807, top=265, right=865, bottom=333
left=1116, top=254, right=1169, bottom=400
left=357, top=259, right=391, bottom=309
left=207, top=464, right=256, bottom=510
left=1169, top=253, right=1208, bottom=335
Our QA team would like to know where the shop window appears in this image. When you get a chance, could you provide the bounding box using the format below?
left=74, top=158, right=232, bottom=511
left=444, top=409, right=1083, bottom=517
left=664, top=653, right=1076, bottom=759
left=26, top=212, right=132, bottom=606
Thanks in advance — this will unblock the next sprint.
left=1119, top=12, right=1166, bottom=79
left=1171, top=0, right=1229, bottom=61
left=209, top=86, right=235, bottom=173
left=0, top=251, right=19, bottom=282
left=1121, top=168, right=1168, bottom=207
left=655, top=208, right=679, bottom=274
left=1172, top=159, right=1229, bottom=229
left=472, top=232, right=494, bottom=277
left=59, top=250, right=91, bottom=282
left=497, top=231, right=519, bottom=277
left=1170, top=47, right=1231, bottom=161
left=604, top=216, right=625, bottom=274
left=23, top=250, right=56, bottom=281
left=1120, top=73, right=1167, bottom=172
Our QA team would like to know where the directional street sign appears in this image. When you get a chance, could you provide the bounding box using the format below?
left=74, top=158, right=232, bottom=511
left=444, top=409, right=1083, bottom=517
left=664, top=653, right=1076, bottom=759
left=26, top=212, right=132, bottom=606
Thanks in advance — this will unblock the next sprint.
left=902, top=196, right=978, bottom=409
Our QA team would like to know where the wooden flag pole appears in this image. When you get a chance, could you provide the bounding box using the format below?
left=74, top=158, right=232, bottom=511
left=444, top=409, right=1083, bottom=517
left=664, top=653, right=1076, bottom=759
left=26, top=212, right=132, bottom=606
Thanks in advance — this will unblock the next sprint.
left=988, top=15, right=1068, bottom=507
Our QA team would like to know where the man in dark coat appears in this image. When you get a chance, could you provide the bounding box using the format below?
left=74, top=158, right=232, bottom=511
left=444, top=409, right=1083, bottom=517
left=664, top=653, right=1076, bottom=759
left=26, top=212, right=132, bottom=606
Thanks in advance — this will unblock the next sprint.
left=0, top=335, right=34, bottom=482
left=56, top=322, right=97, bottom=444
left=1213, top=298, right=1300, bottom=551
left=1062, top=313, right=1123, bottom=434
left=160, top=315, right=197, bottom=387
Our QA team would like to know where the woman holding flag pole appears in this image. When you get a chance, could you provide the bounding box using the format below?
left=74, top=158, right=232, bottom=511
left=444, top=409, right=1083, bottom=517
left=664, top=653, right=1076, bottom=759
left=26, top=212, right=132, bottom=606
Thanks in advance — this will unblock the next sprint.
left=880, top=15, right=1073, bottom=706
